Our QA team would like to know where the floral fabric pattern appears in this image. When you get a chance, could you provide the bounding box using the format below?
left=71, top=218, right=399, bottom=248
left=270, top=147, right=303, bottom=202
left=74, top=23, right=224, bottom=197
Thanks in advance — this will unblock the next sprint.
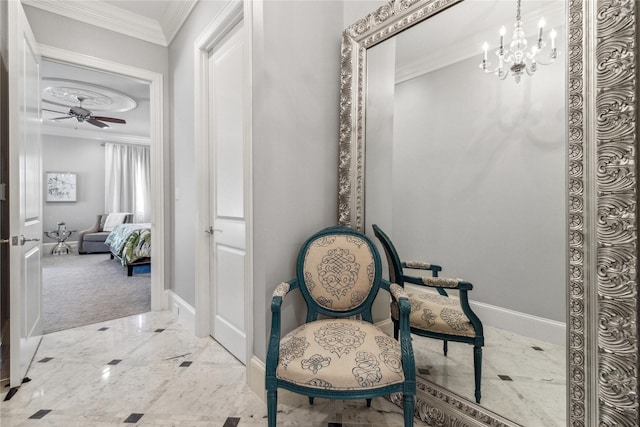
left=301, top=354, right=331, bottom=374
left=390, top=290, right=475, bottom=338
left=314, top=322, right=365, bottom=358
left=352, top=352, right=382, bottom=387
left=302, top=235, right=375, bottom=311
left=276, top=319, right=404, bottom=390
left=279, top=336, right=310, bottom=369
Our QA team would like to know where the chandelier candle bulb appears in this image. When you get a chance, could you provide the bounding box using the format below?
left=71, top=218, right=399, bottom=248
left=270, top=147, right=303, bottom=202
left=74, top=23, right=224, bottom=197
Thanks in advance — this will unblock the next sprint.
left=479, top=0, right=559, bottom=82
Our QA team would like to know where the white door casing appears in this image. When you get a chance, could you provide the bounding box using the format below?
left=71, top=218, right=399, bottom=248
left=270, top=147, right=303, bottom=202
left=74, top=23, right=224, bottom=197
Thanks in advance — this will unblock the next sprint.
left=8, top=0, right=43, bottom=388
left=208, top=23, right=247, bottom=364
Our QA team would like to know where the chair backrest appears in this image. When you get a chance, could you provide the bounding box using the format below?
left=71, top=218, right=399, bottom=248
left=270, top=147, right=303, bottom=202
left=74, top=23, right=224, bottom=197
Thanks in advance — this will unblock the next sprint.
left=372, top=224, right=404, bottom=287
left=297, top=226, right=382, bottom=322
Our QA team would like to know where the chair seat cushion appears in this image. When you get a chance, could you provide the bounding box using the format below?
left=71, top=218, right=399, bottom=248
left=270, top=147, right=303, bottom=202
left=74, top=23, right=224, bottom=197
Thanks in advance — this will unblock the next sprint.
left=276, top=318, right=404, bottom=391
left=391, top=291, right=476, bottom=338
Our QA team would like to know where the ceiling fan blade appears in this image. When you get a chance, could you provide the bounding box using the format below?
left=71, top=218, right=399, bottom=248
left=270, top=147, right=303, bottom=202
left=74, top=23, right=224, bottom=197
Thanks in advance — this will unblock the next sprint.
left=92, top=116, right=126, bottom=124
left=86, top=118, right=109, bottom=128
left=50, top=116, right=74, bottom=121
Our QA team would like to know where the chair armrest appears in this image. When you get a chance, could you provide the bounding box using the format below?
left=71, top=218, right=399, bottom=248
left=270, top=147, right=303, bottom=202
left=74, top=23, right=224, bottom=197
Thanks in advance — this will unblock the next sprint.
left=402, top=261, right=442, bottom=274
left=390, top=283, right=415, bottom=384
left=266, top=279, right=298, bottom=381
left=403, top=275, right=473, bottom=290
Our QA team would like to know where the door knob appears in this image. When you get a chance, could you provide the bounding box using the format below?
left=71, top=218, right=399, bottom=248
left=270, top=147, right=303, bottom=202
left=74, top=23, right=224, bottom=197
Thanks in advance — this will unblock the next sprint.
left=0, top=238, right=9, bottom=244
left=19, top=235, right=40, bottom=245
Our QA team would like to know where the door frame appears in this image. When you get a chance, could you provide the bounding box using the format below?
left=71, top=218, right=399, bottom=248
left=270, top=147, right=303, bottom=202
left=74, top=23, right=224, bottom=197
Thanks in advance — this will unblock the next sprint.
left=193, top=0, right=253, bottom=363
left=38, top=44, right=166, bottom=311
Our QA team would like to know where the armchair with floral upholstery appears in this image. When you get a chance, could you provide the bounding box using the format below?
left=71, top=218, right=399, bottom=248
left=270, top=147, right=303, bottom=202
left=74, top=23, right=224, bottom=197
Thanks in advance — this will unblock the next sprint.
left=266, top=226, right=416, bottom=427
left=372, top=224, right=484, bottom=404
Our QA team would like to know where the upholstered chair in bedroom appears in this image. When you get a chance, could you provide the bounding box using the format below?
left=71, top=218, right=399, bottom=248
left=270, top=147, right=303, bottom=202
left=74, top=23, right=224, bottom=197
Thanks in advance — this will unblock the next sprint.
left=372, top=224, right=485, bottom=404
left=266, top=226, right=416, bottom=427
left=77, top=213, right=133, bottom=254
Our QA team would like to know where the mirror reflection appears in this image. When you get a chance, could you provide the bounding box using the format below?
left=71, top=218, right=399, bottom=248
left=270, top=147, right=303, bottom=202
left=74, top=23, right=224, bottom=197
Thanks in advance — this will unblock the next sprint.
left=365, top=1, right=567, bottom=425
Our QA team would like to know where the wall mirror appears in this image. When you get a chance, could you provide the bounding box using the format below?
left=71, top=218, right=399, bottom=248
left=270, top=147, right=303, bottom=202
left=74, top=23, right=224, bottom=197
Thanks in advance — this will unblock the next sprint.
left=338, top=0, right=638, bottom=426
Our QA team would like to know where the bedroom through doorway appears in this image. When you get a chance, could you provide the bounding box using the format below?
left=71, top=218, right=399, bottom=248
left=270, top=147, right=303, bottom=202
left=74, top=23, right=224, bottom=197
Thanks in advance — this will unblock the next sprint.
left=40, top=58, right=154, bottom=334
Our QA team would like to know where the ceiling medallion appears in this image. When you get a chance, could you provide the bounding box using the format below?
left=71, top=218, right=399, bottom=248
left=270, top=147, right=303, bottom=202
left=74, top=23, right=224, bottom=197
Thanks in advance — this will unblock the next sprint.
left=41, top=78, right=137, bottom=112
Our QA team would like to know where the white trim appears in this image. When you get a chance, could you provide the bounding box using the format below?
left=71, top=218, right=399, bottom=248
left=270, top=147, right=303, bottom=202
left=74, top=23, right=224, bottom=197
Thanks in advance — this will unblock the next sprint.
left=165, top=289, right=196, bottom=334
left=469, top=300, right=566, bottom=347
left=38, top=44, right=166, bottom=313
left=161, top=0, right=198, bottom=46
left=248, top=356, right=266, bottom=402
left=23, top=0, right=167, bottom=46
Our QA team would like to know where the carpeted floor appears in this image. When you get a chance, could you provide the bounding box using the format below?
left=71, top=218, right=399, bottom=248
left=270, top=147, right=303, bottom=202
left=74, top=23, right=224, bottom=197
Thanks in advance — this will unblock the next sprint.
left=42, top=253, right=150, bottom=334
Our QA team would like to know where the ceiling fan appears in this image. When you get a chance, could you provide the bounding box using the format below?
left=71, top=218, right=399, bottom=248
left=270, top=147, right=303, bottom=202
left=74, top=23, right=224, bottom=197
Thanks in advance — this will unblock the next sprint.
left=43, top=96, right=127, bottom=128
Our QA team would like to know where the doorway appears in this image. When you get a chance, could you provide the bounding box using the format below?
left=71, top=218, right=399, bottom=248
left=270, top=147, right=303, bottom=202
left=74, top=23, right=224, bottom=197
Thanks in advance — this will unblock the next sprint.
left=35, top=46, right=166, bottom=332
left=40, top=58, right=153, bottom=333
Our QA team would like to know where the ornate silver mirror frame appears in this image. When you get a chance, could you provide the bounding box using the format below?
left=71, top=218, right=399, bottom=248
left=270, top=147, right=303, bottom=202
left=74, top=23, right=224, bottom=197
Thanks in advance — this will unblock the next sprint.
left=337, top=0, right=638, bottom=425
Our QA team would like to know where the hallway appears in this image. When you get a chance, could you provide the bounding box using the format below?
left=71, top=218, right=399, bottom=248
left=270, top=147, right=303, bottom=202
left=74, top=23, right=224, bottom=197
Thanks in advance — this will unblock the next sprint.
left=0, top=311, right=410, bottom=426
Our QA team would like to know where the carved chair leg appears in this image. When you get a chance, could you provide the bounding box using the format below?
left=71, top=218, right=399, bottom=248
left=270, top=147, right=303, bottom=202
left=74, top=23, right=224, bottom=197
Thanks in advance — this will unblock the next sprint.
left=267, top=389, right=277, bottom=427
left=443, top=340, right=448, bottom=356
left=366, top=398, right=372, bottom=407
left=308, top=396, right=314, bottom=405
left=474, top=345, right=482, bottom=404
left=403, top=393, right=414, bottom=427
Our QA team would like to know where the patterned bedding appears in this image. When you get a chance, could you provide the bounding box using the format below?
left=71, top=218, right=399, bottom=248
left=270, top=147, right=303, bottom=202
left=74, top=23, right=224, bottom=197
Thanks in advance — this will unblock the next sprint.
left=105, top=223, right=151, bottom=266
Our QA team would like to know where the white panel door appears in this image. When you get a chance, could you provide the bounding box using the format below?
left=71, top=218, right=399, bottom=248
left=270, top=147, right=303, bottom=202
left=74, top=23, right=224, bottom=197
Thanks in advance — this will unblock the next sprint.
left=208, top=23, right=247, bottom=364
left=8, top=0, right=43, bottom=388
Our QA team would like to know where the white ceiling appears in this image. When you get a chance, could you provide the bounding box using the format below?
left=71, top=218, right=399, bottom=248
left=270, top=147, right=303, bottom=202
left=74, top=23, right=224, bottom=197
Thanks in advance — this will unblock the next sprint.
left=41, top=59, right=151, bottom=143
left=22, top=0, right=198, bottom=46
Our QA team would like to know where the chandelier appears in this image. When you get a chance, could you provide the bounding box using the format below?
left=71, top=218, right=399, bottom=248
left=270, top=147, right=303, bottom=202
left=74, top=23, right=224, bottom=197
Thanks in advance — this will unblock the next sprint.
left=479, top=0, right=558, bottom=83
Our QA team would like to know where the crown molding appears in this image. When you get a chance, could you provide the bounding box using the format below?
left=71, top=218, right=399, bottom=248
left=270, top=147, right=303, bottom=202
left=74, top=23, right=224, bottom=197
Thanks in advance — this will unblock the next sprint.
left=161, top=0, right=198, bottom=45
left=22, top=0, right=168, bottom=46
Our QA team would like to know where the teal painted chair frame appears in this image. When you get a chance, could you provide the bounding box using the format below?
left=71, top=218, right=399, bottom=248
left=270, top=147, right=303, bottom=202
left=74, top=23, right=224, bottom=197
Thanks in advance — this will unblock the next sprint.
left=372, top=224, right=484, bottom=404
left=266, top=226, right=416, bottom=427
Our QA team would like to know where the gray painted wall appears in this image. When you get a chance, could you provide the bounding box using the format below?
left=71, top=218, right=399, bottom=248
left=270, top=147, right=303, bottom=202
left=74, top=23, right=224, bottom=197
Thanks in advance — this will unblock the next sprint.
left=42, top=136, right=104, bottom=241
left=168, top=0, right=229, bottom=309
left=250, top=0, right=344, bottom=361
left=386, top=52, right=567, bottom=322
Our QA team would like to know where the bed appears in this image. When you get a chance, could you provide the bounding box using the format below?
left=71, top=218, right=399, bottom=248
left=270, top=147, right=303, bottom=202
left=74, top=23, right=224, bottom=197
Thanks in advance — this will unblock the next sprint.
left=105, top=223, right=151, bottom=276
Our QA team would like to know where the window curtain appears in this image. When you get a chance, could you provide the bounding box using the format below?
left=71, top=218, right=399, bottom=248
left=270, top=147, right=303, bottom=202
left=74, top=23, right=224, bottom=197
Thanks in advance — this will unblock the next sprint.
left=104, top=143, right=151, bottom=223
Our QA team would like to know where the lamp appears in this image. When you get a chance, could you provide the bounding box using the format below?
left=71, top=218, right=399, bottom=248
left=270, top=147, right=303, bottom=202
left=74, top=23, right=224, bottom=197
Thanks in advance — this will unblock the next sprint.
left=479, top=0, right=558, bottom=83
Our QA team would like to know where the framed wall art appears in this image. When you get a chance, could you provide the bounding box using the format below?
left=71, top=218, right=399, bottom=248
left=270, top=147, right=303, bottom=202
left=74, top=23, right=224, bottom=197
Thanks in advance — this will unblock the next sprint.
left=46, top=172, right=77, bottom=202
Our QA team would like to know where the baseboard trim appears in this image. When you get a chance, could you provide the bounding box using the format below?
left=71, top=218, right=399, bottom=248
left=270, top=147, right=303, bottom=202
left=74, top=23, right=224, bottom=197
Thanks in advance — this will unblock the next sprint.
left=403, top=284, right=566, bottom=346
left=164, top=290, right=196, bottom=335
left=248, top=356, right=266, bottom=402
left=469, top=300, right=566, bottom=346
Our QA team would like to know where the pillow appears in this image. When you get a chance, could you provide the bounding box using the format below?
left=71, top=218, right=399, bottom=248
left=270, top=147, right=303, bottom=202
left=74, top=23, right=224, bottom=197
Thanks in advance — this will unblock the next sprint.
left=103, top=213, right=130, bottom=232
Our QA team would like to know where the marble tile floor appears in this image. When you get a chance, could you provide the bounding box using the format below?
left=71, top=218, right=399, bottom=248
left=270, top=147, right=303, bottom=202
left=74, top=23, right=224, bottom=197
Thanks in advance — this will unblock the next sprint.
left=413, top=325, right=566, bottom=427
left=0, top=311, right=412, bottom=427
